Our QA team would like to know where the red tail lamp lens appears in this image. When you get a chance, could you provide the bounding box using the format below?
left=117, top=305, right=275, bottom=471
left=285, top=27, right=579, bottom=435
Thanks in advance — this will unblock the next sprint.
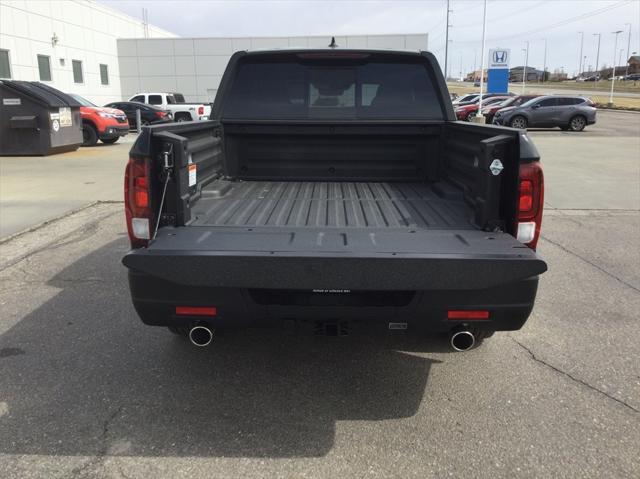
left=519, top=179, right=534, bottom=212
left=175, top=306, right=217, bottom=316
left=447, top=310, right=490, bottom=320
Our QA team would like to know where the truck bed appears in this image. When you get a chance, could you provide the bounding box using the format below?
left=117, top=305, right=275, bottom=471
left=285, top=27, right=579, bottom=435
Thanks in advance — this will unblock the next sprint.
left=190, top=180, right=474, bottom=230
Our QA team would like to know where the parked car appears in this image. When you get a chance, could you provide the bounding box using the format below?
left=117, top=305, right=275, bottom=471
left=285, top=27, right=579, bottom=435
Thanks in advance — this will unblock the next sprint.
left=455, top=95, right=510, bottom=121
left=104, top=101, right=173, bottom=127
left=623, top=73, right=640, bottom=81
left=493, top=95, right=596, bottom=131
left=452, top=93, right=480, bottom=106
left=128, top=92, right=211, bottom=122
left=67, top=93, right=129, bottom=146
left=480, top=95, right=539, bottom=124
left=122, top=49, right=547, bottom=352
left=455, top=92, right=515, bottom=107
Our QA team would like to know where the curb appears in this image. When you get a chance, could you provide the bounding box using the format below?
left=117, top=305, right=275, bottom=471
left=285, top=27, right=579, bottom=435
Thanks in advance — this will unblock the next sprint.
left=0, top=200, right=123, bottom=245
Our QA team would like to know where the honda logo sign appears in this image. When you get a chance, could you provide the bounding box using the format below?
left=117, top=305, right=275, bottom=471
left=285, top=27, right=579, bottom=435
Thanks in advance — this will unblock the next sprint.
left=489, top=49, right=510, bottom=69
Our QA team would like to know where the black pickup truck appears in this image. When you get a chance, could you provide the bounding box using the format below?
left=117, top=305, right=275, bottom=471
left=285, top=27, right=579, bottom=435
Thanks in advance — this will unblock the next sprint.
left=122, top=49, right=547, bottom=351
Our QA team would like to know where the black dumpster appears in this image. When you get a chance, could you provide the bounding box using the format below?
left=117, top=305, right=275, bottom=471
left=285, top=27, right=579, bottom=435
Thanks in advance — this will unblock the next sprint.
left=0, top=80, right=83, bottom=156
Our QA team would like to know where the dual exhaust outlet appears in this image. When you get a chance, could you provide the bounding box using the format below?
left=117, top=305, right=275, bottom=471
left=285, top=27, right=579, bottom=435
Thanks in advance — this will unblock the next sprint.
left=450, top=329, right=476, bottom=352
left=187, top=325, right=476, bottom=351
left=188, top=325, right=214, bottom=347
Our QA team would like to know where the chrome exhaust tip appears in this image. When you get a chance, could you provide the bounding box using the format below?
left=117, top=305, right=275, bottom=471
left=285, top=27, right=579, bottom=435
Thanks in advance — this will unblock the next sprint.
left=450, top=330, right=475, bottom=352
left=189, top=326, right=213, bottom=347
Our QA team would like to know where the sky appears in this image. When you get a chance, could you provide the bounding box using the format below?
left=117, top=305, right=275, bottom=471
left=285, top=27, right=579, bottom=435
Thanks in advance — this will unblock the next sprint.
left=99, top=0, right=640, bottom=77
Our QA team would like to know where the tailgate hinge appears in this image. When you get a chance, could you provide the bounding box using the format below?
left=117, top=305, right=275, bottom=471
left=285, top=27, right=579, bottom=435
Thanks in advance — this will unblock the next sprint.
left=161, top=142, right=174, bottom=171
left=153, top=143, right=175, bottom=238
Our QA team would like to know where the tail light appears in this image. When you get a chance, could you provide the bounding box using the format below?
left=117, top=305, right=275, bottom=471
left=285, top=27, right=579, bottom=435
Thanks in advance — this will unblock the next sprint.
left=124, top=156, right=153, bottom=248
left=197, top=106, right=204, bottom=115
left=155, top=111, right=167, bottom=118
left=448, top=310, right=490, bottom=320
left=517, top=161, right=544, bottom=249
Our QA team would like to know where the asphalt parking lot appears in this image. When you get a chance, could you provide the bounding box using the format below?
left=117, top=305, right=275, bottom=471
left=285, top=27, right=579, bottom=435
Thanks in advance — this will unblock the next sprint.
left=0, top=111, right=639, bottom=478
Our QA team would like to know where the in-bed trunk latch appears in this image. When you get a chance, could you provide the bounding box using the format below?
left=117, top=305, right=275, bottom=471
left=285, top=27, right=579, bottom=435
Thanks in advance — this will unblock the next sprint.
left=489, top=159, right=504, bottom=176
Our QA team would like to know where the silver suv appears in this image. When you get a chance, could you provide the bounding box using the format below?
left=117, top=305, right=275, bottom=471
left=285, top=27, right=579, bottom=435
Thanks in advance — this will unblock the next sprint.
left=493, top=95, right=596, bottom=131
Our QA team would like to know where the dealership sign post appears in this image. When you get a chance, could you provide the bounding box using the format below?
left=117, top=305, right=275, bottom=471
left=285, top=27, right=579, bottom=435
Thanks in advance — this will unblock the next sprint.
left=487, top=48, right=510, bottom=94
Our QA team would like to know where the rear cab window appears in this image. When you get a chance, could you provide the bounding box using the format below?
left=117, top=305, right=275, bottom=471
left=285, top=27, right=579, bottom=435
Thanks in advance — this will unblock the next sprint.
left=222, top=52, right=445, bottom=120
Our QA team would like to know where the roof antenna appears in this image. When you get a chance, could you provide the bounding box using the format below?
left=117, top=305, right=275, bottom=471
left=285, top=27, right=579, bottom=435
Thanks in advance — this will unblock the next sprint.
left=328, top=36, right=338, bottom=48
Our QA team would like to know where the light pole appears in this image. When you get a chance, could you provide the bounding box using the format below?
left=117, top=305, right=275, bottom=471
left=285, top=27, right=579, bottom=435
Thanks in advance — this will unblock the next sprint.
left=582, top=55, right=587, bottom=75
left=593, top=33, right=601, bottom=80
left=618, top=48, right=625, bottom=69
left=542, top=38, right=547, bottom=83
left=609, top=30, right=623, bottom=106
left=624, top=23, right=631, bottom=78
left=578, top=31, right=584, bottom=77
left=521, top=42, right=529, bottom=94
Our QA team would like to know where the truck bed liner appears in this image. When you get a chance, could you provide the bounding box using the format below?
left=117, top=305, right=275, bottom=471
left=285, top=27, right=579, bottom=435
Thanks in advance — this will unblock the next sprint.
left=191, top=180, right=474, bottom=229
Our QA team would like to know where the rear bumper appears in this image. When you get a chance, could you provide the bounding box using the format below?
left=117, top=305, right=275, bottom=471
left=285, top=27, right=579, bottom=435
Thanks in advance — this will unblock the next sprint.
left=127, top=270, right=541, bottom=333
left=123, top=226, right=546, bottom=333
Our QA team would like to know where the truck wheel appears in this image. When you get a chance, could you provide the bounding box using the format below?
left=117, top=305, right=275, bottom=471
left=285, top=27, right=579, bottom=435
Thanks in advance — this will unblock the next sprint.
left=101, top=137, right=119, bottom=144
left=509, top=116, right=528, bottom=129
left=568, top=115, right=586, bottom=132
left=175, top=114, right=190, bottom=122
left=82, top=124, right=98, bottom=146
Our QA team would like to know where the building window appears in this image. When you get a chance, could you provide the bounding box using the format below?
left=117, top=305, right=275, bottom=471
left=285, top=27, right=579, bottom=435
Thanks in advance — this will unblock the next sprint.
left=99, top=64, right=109, bottom=85
left=72, top=60, right=83, bottom=83
left=0, top=50, right=11, bottom=79
left=37, top=55, right=52, bottom=81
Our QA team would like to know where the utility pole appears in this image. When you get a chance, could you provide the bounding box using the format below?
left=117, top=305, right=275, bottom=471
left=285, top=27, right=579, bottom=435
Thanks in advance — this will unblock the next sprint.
left=474, top=0, right=488, bottom=122
left=448, top=40, right=453, bottom=79
left=578, top=31, right=584, bottom=77
left=593, top=33, right=601, bottom=79
left=609, top=30, right=623, bottom=106
left=459, top=52, right=463, bottom=81
left=624, top=23, right=631, bottom=78
left=521, top=42, right=529, bottom=94
left=542, top=38, right=547, bottom=83
left=444, top=0, right=452, bottom=79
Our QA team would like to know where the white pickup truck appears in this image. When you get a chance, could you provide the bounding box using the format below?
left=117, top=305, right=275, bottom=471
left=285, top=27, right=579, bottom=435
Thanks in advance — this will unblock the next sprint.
left=128, top=92, right=211, bottom=122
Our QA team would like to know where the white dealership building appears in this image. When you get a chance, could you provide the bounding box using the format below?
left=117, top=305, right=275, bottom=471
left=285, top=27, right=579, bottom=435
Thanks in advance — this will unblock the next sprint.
left=0, top=0, right=428, bottom=104
left=0, top=0, right=176, bottom=104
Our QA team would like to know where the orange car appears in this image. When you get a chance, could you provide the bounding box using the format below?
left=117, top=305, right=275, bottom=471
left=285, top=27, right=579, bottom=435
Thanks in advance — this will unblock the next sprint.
left=68, top=93, right=129, bottom=146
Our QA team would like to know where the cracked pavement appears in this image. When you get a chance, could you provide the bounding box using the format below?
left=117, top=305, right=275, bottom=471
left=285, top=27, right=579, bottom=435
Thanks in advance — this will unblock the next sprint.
left=0, top=111, right=638, bottom=478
